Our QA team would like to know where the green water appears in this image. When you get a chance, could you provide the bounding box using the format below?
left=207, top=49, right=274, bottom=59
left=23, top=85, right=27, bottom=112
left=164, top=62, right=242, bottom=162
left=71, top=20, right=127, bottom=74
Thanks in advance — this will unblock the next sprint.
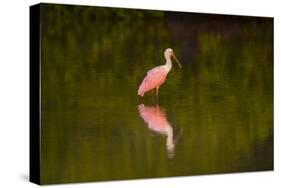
left=40, top=4, right=273, bottom=184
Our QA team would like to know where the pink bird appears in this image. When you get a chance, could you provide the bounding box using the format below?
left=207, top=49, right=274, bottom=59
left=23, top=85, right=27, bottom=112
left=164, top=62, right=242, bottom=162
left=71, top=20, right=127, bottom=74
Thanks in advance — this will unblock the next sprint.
left=138, top=48, right=182, bottom=97
left=138, top=104, right=175, bottom=156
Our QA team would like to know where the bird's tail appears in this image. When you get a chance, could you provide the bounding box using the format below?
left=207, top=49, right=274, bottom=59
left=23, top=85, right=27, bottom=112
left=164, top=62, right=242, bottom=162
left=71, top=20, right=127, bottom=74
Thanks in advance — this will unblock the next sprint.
left=138, top=82, right=145, bottom=97
left=138, top=87, right=144, bottom=97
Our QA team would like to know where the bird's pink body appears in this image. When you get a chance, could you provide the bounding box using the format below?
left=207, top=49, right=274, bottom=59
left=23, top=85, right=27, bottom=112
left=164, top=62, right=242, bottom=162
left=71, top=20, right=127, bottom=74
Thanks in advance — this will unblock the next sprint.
left=137, top=48, right=181, bottom=97
left=138, top=104, right=170, bottom=134
left=138, top=67, right=168, bottom=97
left=138, top=104, right=175, bottom=157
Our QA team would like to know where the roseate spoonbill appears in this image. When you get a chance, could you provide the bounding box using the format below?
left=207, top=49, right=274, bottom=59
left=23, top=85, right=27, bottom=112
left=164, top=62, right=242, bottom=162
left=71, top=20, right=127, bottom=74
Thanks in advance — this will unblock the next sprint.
left=138, top=104, right=174, bottom=156
left=138, top=104, right=183, bottom=158
left=138, top=48, right=182, bottom=97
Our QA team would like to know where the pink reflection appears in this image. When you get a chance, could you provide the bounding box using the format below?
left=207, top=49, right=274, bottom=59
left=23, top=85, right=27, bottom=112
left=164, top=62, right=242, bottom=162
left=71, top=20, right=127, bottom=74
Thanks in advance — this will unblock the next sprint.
left=138, top=104, right=175, bottom=158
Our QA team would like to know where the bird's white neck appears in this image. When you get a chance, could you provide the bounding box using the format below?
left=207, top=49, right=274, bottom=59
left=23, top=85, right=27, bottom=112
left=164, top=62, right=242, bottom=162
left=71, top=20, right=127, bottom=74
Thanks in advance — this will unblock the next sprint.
left=163, top=60, right=172, bottom=73
left=166, top=125, right=174, bottom=152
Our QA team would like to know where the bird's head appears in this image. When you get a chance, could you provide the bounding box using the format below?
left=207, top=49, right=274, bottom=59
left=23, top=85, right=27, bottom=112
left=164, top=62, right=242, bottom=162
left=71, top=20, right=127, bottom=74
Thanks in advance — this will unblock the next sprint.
left=164, top=48, right=174, bottom=57
left=164, top=48, right=182, bottom=69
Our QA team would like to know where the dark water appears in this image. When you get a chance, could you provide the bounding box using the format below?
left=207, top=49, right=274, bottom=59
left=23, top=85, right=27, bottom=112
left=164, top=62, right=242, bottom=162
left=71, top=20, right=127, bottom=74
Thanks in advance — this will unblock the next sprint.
left=40, top=4, right=273, bottom=184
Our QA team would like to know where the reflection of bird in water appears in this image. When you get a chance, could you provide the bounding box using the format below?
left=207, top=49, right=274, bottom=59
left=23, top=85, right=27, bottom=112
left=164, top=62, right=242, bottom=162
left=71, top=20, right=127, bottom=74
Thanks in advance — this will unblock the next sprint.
left=138, top=104, right=182, bottom=158
left=138, top=48, right=182, bottom=97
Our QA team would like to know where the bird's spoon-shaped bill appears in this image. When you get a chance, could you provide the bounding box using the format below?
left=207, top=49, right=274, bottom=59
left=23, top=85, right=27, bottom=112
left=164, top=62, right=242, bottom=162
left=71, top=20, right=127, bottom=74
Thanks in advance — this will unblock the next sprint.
left=172, top=54, right=182, bottom=69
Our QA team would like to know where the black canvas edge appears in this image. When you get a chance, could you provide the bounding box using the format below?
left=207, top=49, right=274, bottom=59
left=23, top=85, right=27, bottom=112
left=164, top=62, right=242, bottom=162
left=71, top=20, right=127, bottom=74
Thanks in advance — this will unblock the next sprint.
left=264, top=17, right=274, bottom=171
left=30, top=3, right=41, bottom=185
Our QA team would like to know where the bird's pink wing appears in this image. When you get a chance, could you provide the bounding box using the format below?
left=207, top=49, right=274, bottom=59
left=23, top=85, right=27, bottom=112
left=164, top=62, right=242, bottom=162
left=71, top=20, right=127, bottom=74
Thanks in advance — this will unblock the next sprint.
left=138, top=67, right=167, bottom=96
left=138, top=105, right=169, bottom=132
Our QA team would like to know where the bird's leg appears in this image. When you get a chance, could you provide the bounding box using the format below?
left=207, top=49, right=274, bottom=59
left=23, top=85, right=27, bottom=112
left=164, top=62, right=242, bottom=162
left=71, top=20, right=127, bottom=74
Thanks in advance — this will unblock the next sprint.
left=156, top=87, right=159, bottom=96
